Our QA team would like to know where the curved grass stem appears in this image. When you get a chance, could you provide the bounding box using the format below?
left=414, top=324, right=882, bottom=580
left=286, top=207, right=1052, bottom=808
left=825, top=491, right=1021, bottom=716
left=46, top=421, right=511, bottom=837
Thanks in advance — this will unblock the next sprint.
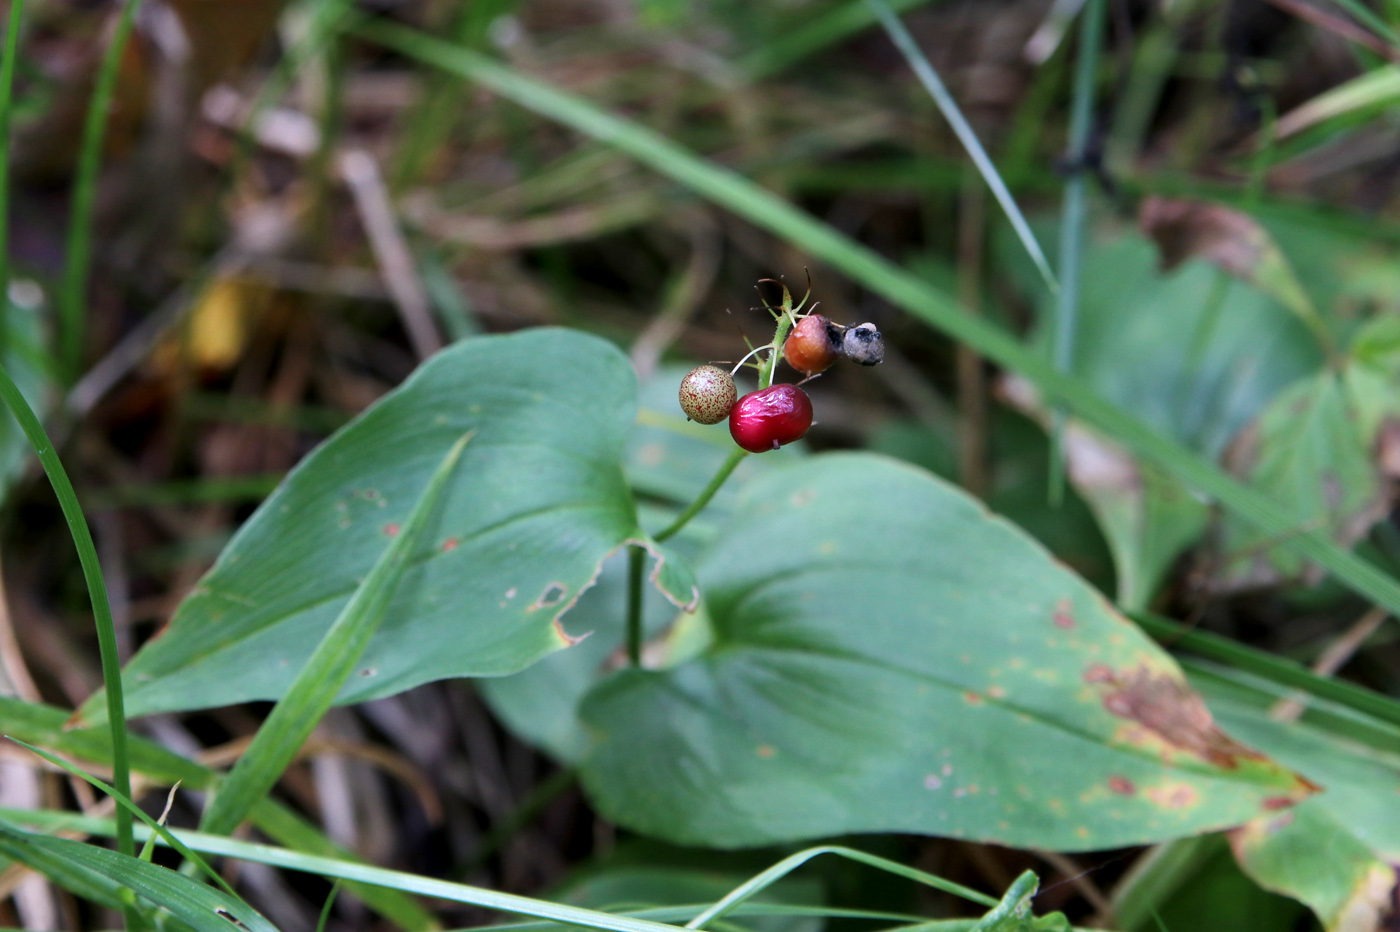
left=0, top=361, right=134, bottom=862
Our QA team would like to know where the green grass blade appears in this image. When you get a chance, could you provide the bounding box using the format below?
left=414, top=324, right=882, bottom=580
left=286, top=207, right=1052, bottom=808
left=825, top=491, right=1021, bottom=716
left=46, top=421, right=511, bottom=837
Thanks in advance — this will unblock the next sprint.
left=58, top=0, right=145, bottom=383
left=1048, top=0, right=1104, bottom=503
left=0, top=816, right=995, bottom=932
left=3, top=812, right=1095, bottom=932
left=475, top=904, right=929, bottom=931
left=316, top=881, right=343, bottom=932
left=0, top=818, right=277, bottom=932
left=198, top=431, right=473, bottom=836
left=867, top=0, right=1057, bottom=295
left=5, top=815, right=693, bottom=932
left=740, top=0, right=943, bottom=80
left=1326, top=0, right=1400, bottom=48
left=356, top=20, right=1400, bottom=622
left=0, top=362, right=134, bottom=864
left=7, top=739, right=237, bottom=899
left=684, top=845, right=997, bottom=930
left=0, top=695, right=438, bottom=931
left=0, top=0, right=26, bottom=355
left=0, top=817, right=130, bottom=911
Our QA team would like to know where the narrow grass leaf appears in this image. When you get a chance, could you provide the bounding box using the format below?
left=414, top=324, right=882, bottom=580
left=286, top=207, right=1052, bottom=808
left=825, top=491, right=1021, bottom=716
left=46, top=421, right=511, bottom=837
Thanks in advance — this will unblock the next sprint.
left=0, top=819, right=277, bottom=932
left=357, top=21, right=1400, bottom=622
left=0, top=361, right=134, bottom=862
left=685, top=845, right=998, bottom=930
left=0, top=0, right=26, bottom=348
left=0, top=817, right=129, bottom=910
left=1325, top=0, right=1400, bottom=48
left=59, top=0, right=145, bottom=383
left=199, top=431, right=472, bottom=836
left=1, top=816, right=985, bottom=932
left=867, top=0, right=1057, bottom=295
left=742, top=0, right=944, bottom=81
left=316, top=881, right=343, bottom=932
left=7, top=739, right=237, bottom=899
left=0, top=695, right=437, bottom=931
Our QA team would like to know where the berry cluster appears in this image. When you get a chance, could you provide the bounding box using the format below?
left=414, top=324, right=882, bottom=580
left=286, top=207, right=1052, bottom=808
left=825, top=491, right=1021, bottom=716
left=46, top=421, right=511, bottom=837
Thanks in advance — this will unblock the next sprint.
left=677, top=282, right=884, bottom=453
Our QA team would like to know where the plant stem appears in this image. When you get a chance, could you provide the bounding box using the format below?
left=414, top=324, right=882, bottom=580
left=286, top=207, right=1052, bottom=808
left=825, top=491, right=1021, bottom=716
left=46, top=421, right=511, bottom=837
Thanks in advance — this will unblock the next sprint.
left=624, top=285, right=796, bottom=666
left=0, top=362, right=134, bottom=861
left=0, top=0, right=25, bottom=359
left=1047, top=0, right=1104, bottom=506
left=625, top=544, right=645, bottom=667
left=59, top=0, right=145, bottom=385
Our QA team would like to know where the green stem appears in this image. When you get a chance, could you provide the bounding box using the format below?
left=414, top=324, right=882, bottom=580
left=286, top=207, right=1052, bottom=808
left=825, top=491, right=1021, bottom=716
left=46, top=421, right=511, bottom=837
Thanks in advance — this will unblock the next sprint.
left=59, top=0, right=145, bottom=384
left=0, top=362, right=134, bottom=860
left=1047, top=0, right=1104, bottom=506
left=625, top=544, right=645, bottom=667
left=624, top=286, right=796, bottom=666
left=0, top=0, right=26, bottom=359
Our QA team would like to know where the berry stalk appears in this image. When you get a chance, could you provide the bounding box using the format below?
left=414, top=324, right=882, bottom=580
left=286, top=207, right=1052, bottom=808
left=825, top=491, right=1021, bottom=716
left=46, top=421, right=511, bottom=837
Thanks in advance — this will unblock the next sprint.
left=626, top=282, right=802, bottom=666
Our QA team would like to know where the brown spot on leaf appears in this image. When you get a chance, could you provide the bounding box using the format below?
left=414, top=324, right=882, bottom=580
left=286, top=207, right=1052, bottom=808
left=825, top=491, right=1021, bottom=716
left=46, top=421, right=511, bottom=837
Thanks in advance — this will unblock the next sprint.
left=1054, top=598, right=1075, bottom=629
left=963, top=691, right=983, bottom=705
left=1146, top=782, right=1199, bottom=810
left=382, top=523, right=400, bottom=537
left=1082, top=664, right=1115, bottom=684
left=756, top=745, right=775, bottom=759
left=1262, top=796, right=1297, bottom=811
left=1091, top=665, right=1267, bottom=769
left=1139, top=196, right=1269, bottom=279
left=1107, top=775, right=1136, bottom=796
left=441, top=537, right=459, bottom=552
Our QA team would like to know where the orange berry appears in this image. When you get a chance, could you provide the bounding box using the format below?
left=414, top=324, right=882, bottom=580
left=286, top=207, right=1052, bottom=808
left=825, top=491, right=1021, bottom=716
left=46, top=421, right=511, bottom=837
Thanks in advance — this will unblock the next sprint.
left=783, top=315, right=840, bottom=377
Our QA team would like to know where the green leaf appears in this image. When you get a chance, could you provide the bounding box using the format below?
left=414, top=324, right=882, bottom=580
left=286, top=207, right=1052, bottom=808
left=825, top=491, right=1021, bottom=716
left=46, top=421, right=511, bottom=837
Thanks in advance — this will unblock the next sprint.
left=82, top=328, right=693, bottom=723
left=1231, top=806, right=1396, bottom=932
left=1023, top=231, right=1322, bottom=460
left=1187, top=663, right=1400, bottom=930
left=1002, top=227, right=1321, bottom=605
left=0, top=818, right=278, bottom=932
left=1191, top=664, right=1400, bottom=861
left=578, top=454, right=1312, bottom=850
left=1218, top=373, right=1382, bottom=586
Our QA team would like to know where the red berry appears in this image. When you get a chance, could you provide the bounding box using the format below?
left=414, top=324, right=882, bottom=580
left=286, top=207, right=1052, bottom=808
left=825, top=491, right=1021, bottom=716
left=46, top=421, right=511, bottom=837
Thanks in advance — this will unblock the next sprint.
left=729, top=384, right=813, bottom=453
left=679, top=365, right=737, bottom=425
left=783, top=315, right=840, bottom=377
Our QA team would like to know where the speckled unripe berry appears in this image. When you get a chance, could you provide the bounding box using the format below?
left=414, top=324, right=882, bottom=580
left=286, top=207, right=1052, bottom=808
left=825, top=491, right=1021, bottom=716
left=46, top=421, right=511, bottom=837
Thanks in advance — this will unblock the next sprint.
left=783, top=314, right=842, bottom=377
left=678, top=365, right=737, bottom=425
left=729, top=384, right=813, bottom=453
